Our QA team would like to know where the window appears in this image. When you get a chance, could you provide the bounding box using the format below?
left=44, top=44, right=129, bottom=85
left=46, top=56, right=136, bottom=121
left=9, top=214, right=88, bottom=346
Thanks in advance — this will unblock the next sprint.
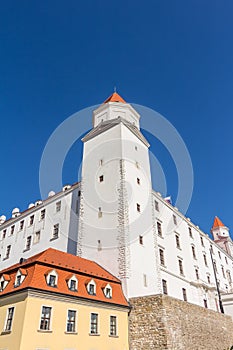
left=87, top=279, right=96, bottom=295
left=207, top=274, right=210, bottom=284
left=175, top=234, right=181, bottom=249
left=67, top=310, right=76, bottom=333
left=137, top=177, right=140, bottom=185
left=203, top=254, right=208, bottom=266
left=40, top=306, right=52, bottom=330
left=159, top=249, right=165, bottom=266
left=191, top=246, right=196, bottom=260
left=203, top=299, right=208, bottom=308
left=15, top=275, right=22, bottom=287
left=157, top=222, right=162, bottom=237
left=99, top=175, right=104, bottom=182
left=70, top=279, right=77, bottom=291
left=195, top=268, right=199, bottom=280
left=98, top=207, right=102, bottom=218
left=213, top=261, right=218, bottom=274
left=110, top=316, right=117, bottom=336
left=210, top=245, right=214, bottom=254
left=10, top=225, right=15, bottom=235
left=200, top=236, right=204, bottom=247
left=52, top=224, right=59, bottom=239
left=56, top=201, right=61, bottom=212
left=34, top=231, right=41, bottom=244
left=218, top=251, right=221, bottom=260
left=90, top=313, right=98, bottom=334
left=5, top=307, right=14, bottom=331
left=188, top=227, right=193, bottom=238
left=173, top=215, right=177, bottom=225
left=40, top=209, right=46, bottom=220
left=154, top=200, right=159, bottom=211
left=143, top=274, right=147, bottom=287
left=135, top=161, right=139, bottom=168
left=78, top=190, right=81, bottom=197
left=135, top=146, right=138, bottom=151
left=227, top=270, right=232, bottom=283
left=178, top=259, right=184, bottom=275
left=19, top=220, right=24, bottom=230
left=29, top=215, right=34, bottom=226
left=5, top=245, right=11, bottom=259
left=225, top=257, right=228, bottom=264
left=99, top=159, right=103, bottom=166
left=139, top=235, right=143, bottom=245
left=48, top=275, right=56, bottom=287
left=222, top=266, right=226, bottom=279
left=182, top=288, right=187, bottom=301
left=136, top=203, right=141, bottom=212
left=25, top=236, right=32, bottom=251
left=0, top=276, right=9, bottom=291
left=2, top=229, right=7, bottom=239
left=162, top=279, right=167, bottom=294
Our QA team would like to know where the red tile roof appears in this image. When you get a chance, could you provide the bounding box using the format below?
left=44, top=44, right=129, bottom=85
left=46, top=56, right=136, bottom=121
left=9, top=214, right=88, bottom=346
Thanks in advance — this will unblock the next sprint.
left=0, top=248, right=128, bottom=307
left=212, top=216, right=225, bottom=229
left=104, top=92, right=126, bottom=104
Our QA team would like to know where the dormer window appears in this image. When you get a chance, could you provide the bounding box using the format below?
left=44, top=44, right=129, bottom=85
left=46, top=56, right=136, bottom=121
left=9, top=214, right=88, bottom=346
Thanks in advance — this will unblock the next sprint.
left=103, top=283, right=112, bottom=299
left=14, top=269, right=27, bottom=287
left=87, top=279, right=96, bottom=295
left=46, top=269, right=58, bottom=287
left=67, top=275, right=78, bottom=291
left=0, top=274, right=10, bottom=291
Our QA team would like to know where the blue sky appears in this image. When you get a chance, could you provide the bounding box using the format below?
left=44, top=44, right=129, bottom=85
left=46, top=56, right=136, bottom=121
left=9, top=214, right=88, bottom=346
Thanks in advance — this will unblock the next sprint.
left=0, top=1, right=233, bottom=237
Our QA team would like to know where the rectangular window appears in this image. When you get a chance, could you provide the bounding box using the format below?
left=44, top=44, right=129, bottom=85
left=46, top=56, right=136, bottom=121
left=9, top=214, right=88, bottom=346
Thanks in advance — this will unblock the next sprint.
left=143, top=274, right=147, bottom=287
left=19, top=220, right=24, bottom=230
left=162, top=279, right=168, bottom=294
left=192, top=246, right=196, bottom=259
left=52, top=224, right=59, bottom=239
left=2, top=229, right=7, bottom=239
left=29, top=215, right=34, bottom=226
left=70, top=279, right=77, bottom=291
left=173, top=215, right=177, bottom=225
left=225, top=257, right=228, bottom=264
left=203, top=299, right=208, bottom=308
left=5, top=245, right=11, bottom=259
left=218, top=251, right=221, bottom=260
left=110, top=316, right=117, bottom=336
left=99, top=175, right=104, bottom=182
left=88, top=284, right=95, bottom=295
left=40, top=209, right=46, bottom=220
left=159, top=249, right=165, bottom=266
left=213, top=261, right=218, bottom=274
left=25, top=236, right=32, bottom=250
left=5, top=307, right=14, bottom=331
left=136, top=203, right=141, bottom=212
left=40, top=306, right=52, bottom=331
left=182, top=288, right=187, bottom=301
left=139, top=235, right=143, bottom=245
left=178, top=259, right=184, bottom=275
left=10, top=225, right=15, bottom=235
left=137, top=177, right=140, bottom=185
left=34, top=231, right=41, bottom=244
left=222, top=266, right=226, bottom=279
left=56, top=201, right=61, bottom=212
left=200, top=236, right=204, bottom=247
left=207, top=274, right=210, bottom=284
left=48, top=275, right=56, bottom=287
left=195, top=268, right=199, bottom=280
left=203, top=254, right=208, bottom=266
left=157, top=222, right=162, bottom=237
left=188, top=227, right=193, bottom=238
left=175, top=234, right=181, bottom=249
left=98, top=207, right=102, bottom=218
left=154, top=200, right=159, bottom=211
left=90, top=313, right=98, bottom=334
left=67, top=310, right=76, bottom=333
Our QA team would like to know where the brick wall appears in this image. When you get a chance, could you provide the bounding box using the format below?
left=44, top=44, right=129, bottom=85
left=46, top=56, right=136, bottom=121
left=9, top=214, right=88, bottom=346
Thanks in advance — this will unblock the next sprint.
left=129, top=294, right=233, bottom=350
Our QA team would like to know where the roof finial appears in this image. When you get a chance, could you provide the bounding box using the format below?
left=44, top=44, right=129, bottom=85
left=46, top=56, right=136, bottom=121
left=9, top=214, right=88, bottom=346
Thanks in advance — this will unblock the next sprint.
left=114, top=86, right=117, bottom=93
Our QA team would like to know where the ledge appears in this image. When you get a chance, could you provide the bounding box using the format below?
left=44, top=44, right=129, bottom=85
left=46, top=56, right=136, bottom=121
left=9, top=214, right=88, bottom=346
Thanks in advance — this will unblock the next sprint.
left=109, top=334, right=119, bottom=338
left=65, top=331, right=78, bottom=335
left=89, top=333, right=100, bottom=336
left=37, top=329, right=53, bottom=333
left=1, top=330, right=11, bottom=335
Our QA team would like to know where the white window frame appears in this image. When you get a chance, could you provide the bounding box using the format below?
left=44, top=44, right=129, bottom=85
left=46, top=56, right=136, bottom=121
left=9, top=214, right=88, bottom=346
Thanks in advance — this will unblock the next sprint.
left=66, top=309, right=77, bottom=333
left=4, top=306, right=15, bottom=332
left=46, top=269, right=58, bottom=287
left=103, top=283, right=112, bottom=298
left=109, top=315, right=117, bottom=336
left=39, top=305, right=53, bottom=331
left=87, top=279, right=96, bottom=295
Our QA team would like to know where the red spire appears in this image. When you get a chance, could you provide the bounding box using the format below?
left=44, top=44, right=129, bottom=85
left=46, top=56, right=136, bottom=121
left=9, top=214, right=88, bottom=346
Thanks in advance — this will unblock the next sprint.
left=212, top=216, right=225, bottom=229
left=104, top=92, right=126, bottom=104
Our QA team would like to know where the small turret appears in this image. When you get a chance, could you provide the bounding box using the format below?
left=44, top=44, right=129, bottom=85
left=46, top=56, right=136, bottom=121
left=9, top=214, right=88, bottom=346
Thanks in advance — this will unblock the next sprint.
left=211, top=216, right=230, bottom=241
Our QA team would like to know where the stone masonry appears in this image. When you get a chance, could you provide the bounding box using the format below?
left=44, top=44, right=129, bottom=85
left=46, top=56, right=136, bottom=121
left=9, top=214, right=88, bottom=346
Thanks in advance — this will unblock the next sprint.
left=129, top=294, right=233, bottom=350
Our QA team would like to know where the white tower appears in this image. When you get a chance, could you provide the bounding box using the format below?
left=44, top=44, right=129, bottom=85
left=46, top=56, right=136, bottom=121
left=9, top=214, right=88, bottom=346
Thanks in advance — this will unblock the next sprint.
left=78, top=92, right=160, bottom=298
left=211, top=216, right=233, bottom=256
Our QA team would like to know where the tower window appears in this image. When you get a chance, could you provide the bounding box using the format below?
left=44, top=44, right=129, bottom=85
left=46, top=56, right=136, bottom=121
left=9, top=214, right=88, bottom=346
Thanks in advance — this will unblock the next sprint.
left=99, top=175, right=104, bottom=182
left=56, top=201, right=61, bottom=212
left=207, top=274, right=210, bottom=284
left=52, top=224, right=59, bottom=240
left=143, top=274, right=147, bottom=287
left=136, top=203, right=141, bottom=212
left=137, top=177, right=140, bottom=185
left=188, top=227, right=193, bottom=238
left=162, top=279, right=167, bottom=294
left=40, top=209, right=46, bottom=220
left=200, top=236, right=204, bottom=247
left=2, top=229, right=6, bottom=239
left=29, top=215, right=34, bottom=226
left=139, top=235, right=143, bottom=245
left=195, top=268, right=199, bottom=279
left=157, top=222, right=162, bottom=237
left=5, top=245, right=11, bottom=259
left=178, top=259, right=184, bottom=275
left=34, top=231, right=41, bottom=244
left=218, top=251, right=221, bottom=260
left=98, top=207, right=102, bottom=218
left=25, top=236, right=32, bottom=251
left=99, top=159, right=103, bottom=166
left=182, top=288, right=187, bottom=301
left=10, top=226, right=15, bottom=235
left=203, top=254, right=208, bottom=266
left=19, top=220, right=24, bottom=230
left=173, top=215, right=177, bottom=225
left=159, top=249, right=165, bottom=266
left=154, top=200, right=159, bottom=212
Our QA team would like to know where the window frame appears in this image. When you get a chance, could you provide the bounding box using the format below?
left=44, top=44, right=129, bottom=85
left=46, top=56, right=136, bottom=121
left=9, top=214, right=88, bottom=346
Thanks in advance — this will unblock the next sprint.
left=39, top=306, right=52, bottom=331
left=110, top=315, right=117, bottom=336
left=66, top=309, right=77, bottom=333
left=90, top=313, right=98, bottom=335
left=4, top=307, right=14, bottom=332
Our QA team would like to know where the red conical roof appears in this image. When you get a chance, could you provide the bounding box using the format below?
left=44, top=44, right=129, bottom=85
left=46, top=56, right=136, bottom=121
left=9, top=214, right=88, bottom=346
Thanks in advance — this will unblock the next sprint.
left=212, top=216, right=225, bottom=229
left=104, top=92, right=126, bottom=104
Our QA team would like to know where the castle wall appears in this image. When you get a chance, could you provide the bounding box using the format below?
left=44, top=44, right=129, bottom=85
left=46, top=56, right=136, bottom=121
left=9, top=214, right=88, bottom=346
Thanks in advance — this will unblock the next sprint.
left=129, top=294, right=233, bottom=350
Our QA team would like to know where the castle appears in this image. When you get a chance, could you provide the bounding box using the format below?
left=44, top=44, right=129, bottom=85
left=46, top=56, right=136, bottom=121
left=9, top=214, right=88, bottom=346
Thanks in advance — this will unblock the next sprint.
left=1, top=92, right=233, bottom=349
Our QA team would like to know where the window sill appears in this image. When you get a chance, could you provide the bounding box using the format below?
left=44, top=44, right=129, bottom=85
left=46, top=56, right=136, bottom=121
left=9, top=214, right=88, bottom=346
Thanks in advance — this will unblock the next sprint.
left=23, top=248, right=30, bottom=252
left=89, top=333, right=100, bottom=336
left=109, top=334, right=119, bottom=338
left=37, top=329, right=53, bottom=333
left=3, top=257, right=9, bottom=261
left=65, top=331, right=78, bottom=335
left=1, top=330, right=11, bottom=335
left=50, top=236, right=59, bottom=241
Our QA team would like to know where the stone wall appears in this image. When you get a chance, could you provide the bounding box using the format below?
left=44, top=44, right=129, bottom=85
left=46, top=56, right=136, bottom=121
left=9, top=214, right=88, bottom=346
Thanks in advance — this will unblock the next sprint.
left=129, top=294, right=233, bottom=350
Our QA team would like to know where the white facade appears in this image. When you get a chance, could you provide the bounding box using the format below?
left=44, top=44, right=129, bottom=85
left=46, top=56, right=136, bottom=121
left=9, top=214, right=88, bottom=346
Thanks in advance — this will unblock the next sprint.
left=1, top=92, right=233, bottom=312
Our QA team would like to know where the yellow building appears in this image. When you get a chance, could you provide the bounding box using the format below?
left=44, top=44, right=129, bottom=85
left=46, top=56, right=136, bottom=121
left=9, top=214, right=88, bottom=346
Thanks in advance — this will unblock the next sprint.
left=0, top=248, right=130, bottom=350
